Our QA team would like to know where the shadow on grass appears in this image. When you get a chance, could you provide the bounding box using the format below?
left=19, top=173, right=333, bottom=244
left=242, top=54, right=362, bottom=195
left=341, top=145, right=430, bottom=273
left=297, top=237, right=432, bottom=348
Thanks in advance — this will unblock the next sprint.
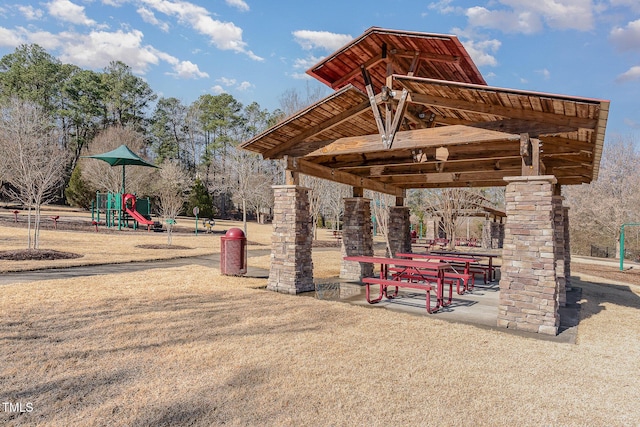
left=570, top=275, right=640, bottom=325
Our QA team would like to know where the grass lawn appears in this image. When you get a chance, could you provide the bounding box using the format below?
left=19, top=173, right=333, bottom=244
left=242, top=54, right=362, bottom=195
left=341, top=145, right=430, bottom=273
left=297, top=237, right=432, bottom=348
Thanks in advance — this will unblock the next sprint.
left=1, top=210, right=640, bottom=426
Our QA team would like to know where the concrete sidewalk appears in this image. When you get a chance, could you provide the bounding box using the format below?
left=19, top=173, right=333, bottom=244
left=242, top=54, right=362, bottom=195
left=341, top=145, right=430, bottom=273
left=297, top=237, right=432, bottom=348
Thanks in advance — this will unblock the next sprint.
left=0, top=249, right=271, bottom=286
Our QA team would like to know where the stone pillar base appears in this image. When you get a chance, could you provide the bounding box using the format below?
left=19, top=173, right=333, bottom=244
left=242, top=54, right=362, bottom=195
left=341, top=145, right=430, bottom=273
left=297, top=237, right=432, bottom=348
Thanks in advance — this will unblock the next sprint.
left=267, top=185, right=314, bottom=294
left=388, top=206, right=411, bottom=256
left=498, top=176, right=560, bottom=335
left=340, top=198, right=373, bottom=280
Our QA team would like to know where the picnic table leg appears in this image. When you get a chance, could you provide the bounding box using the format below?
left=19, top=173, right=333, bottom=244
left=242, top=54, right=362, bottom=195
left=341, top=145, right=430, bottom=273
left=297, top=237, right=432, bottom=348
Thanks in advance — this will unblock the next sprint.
left=365, top=282, right=384, bottom=304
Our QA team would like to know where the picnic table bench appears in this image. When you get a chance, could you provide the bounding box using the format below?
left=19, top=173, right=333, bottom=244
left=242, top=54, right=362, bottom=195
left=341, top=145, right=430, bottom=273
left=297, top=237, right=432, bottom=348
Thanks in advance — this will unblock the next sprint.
left=430, top=250, right=499, bottom=283
left=343, top=255, right=453, bottom=313
left=396, top=252, right=477, bottom=294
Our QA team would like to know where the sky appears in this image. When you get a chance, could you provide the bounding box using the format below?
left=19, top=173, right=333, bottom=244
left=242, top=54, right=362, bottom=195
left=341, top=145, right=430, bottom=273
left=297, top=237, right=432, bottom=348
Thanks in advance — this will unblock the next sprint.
left=0, top=0, right=639, bottom=136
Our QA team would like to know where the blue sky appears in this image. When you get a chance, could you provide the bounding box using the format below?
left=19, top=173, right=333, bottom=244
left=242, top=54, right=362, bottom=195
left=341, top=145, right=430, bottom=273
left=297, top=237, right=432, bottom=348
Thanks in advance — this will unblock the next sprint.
left=0, top=0, right=638, bottom=136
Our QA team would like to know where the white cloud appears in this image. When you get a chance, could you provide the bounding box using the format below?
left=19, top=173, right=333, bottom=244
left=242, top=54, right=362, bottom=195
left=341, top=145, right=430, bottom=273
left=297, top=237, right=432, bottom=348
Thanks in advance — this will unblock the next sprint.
left=211, top=85, right=226, bottom=94
left=610, top=0, right=640, bottom=13
left=293, top=56, right=321, bottom=70
left=216, top=77, right=253, bottom=91
left=225, top=0, right=249, bottom=12
left=616, top=65, right=640, bottom=83
left=292, top=30, right=353, bottom=51
left=55, top=29, right=159, bottom=73
left=461, top=38, right=501, bottom=67
left=290, top=72, right=313, bottom=80
left=610, top=19, right=640, bottom=52
left=169, top=60, right=208, bottom=79
left=536, top=68, right=551, bottom=79
left=47, top=0, right=96, bottom=26
left=466, top=7, right=541, bottom=34
left=140, top=0, right=263, bottom=60
left=237, top=81, right=252, bottom=91
left=18, top=5, right=44, bottom=20
left=0, top=27, right=25, bottom=47
left=465, top=0, right=595, bottom=33
left=428, top=0, right=458, bottom=14
left=218, top=77, right=237, bottom=86
left=137, top=7, right=170, bottom=32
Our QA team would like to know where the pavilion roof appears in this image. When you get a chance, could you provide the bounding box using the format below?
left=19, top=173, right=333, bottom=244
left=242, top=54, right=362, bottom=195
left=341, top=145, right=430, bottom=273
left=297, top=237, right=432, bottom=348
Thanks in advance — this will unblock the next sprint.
left=241, top=28, right=609, bottom=196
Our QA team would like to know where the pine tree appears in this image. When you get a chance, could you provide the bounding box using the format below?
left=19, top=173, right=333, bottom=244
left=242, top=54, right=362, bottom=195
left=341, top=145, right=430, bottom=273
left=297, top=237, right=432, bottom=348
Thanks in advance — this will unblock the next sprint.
left=65, top=165, right=95, bottom=209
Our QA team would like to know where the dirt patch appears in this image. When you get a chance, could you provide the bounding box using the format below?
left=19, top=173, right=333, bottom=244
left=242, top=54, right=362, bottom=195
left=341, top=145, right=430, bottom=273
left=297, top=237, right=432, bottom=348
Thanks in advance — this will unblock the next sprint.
left=135, top=244, right=192, bottom=250
left=572, top=263, right=640, bottom=286
left=0, top=249, right=83, bottom=261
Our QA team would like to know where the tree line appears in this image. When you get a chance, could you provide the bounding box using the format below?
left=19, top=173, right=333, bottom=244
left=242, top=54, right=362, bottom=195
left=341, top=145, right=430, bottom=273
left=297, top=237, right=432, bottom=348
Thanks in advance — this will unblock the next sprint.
left=0, top=44, right=637, bottom=256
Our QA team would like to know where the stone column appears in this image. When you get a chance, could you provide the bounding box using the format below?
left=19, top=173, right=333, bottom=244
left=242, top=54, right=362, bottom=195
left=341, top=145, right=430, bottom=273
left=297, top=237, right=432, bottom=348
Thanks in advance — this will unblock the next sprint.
left=388, top=206, right=412, bottom=256
left=553, top=196, right=566, bottom=307
left=494, top=222, right=505, bottom=249
left=340, top=197, right=374, bottom=280
left=498, top=176, right=560, bottom=335
left=482, top=219, right=491, bottom=249
left=267, top=185, right=314, bottom=294
left=563, top=206, right=572, bottom=290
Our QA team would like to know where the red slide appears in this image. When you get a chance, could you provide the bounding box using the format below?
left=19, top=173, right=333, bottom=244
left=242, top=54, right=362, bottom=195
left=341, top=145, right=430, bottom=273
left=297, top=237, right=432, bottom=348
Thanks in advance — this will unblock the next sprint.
left=123, top=193, right=154, bottom=225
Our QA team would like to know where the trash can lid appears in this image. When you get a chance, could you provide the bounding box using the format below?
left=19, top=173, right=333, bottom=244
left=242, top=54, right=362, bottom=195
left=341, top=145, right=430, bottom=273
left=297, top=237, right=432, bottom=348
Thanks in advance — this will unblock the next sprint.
left=225, top=227, right=245, bottom=239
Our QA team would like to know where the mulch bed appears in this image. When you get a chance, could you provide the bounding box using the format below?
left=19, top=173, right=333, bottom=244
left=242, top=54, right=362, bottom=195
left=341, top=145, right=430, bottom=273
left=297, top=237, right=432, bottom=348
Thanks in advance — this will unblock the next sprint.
left=0, top=249, right=83, bottom=261
left=135, top=244, right=192, bottom=250
left=571, top=263, right=640, bottom=286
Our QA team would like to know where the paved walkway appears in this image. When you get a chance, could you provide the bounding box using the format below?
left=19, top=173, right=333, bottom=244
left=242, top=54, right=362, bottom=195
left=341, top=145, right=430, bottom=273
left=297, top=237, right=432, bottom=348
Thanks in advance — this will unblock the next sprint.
left=0, top=249, right=271, bottom=285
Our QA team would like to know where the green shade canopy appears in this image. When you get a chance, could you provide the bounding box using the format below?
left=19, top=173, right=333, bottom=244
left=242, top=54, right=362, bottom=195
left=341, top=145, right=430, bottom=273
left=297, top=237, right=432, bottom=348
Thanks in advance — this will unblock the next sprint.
left=82, top=144, right=158, bottom=194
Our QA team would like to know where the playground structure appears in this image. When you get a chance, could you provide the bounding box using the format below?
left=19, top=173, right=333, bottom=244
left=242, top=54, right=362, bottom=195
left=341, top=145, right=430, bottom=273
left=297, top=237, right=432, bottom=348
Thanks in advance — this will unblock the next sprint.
left=91, top=191, right=155, bottom=230
left=82, top=144, right=160, bottom=231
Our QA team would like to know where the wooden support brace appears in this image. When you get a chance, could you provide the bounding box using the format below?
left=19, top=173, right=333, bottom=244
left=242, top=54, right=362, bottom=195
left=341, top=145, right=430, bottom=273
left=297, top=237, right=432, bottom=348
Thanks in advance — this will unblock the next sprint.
left=361, top=65, right=387, bottom=145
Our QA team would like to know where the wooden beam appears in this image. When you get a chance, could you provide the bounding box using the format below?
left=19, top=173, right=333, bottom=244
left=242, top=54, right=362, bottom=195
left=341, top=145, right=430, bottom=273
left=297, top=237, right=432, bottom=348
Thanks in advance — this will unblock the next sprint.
left=468, top=118, right=579, bottom=136
left=403, top=90, right=598, bottom=130
left=331, top=55, right=385, bottom=89
left=362, top=66, right=387, bottom=145
left=305, top=125, right=520, bottom=158
left=386, top=88, right=409, bottom=149
left=262, top=100, right=371, bottom=159
left=285, top=157, right=404, bottom=197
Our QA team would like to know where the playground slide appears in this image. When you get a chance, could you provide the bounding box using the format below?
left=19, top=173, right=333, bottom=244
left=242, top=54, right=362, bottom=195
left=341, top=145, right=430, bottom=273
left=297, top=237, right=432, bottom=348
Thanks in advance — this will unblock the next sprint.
left=125, top=207, right=155, bottom=225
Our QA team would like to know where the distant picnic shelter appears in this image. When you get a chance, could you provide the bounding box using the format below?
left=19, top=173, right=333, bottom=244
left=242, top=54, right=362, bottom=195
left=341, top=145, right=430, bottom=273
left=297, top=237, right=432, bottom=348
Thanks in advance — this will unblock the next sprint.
left=241, top=27, right=609, bottom=335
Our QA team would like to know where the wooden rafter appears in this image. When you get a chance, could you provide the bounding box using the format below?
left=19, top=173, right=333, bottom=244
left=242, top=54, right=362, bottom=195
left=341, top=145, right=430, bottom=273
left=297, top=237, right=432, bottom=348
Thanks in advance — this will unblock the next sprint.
left=284, top=156, right=404, bottom=197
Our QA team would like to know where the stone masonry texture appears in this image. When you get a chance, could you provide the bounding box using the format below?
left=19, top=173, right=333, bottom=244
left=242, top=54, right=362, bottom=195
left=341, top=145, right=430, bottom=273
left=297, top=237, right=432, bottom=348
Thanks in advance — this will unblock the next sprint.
left=340, top=198, right=374, bottom=280
left=388, top=207, right=412, bottom=257
left=498, top=176, right=561, bottom=335
left=267, top=185, right=314, bottom=294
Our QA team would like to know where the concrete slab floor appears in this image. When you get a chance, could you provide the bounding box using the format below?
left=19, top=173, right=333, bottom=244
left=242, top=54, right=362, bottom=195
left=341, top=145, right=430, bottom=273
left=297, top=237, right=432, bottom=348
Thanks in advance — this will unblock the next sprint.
left=304, top=277, right=581, bottom=344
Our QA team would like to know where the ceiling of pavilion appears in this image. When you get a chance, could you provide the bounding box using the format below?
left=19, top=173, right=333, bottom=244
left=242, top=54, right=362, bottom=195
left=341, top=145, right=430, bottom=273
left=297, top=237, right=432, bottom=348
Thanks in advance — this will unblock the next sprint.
left=241, top=27, right=609, bottom=195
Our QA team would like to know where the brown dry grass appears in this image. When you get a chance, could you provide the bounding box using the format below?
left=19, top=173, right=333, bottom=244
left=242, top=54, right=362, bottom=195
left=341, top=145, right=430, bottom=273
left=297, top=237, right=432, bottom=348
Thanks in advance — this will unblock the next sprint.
left=2, top=209, right=640, bottom=426
left=0, top=215, right=273, bottom=272
left=2, top=265, right=640, bottom=426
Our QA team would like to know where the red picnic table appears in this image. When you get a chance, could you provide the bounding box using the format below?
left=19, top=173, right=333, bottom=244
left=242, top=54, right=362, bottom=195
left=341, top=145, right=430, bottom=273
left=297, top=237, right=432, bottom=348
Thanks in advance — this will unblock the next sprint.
left=343, top=255, right=453, bottom=313
left=396, top=252, right=481, bottom=294
left=430, top=250, right=499, bottom=282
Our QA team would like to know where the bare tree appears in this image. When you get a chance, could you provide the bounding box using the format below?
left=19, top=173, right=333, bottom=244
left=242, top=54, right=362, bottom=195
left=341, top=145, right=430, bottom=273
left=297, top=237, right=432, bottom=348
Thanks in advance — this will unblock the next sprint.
left=322, top=181, right=351, bottom=232
left=564, top=135, right=640, bottom=256
left=154, top=160, right=191, bottom=245
left=1, top=98, right=68, bottom=249
left=81, top=126, right=153, bottom=194
left=422, top=188, right=487, bottom=249
left=301, top=175, right=333, bottom=239
left=278, top=83, right=328, bottom=117
left=366, top=190, right=396, bottom=256
left=217, top=147, right=275, bottom=236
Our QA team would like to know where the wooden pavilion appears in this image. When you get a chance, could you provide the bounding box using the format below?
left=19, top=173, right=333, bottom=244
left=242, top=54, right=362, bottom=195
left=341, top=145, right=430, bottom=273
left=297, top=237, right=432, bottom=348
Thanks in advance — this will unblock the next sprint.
left=241, top=27, right=609, bottom=335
